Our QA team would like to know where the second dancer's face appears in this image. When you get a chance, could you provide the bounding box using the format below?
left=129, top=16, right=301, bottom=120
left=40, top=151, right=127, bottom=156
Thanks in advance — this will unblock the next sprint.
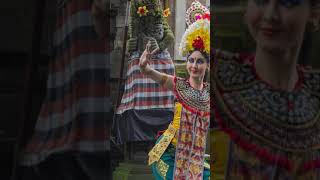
left=186, top=51, right=208, bottom=81
left=246, top=0, right=311, bottom=54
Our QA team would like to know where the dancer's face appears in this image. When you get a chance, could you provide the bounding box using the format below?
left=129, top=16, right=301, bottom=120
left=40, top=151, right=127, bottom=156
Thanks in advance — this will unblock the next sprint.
left=245, top=0, right=313, bottom=54
left=186, top=51, right=209, bottom=81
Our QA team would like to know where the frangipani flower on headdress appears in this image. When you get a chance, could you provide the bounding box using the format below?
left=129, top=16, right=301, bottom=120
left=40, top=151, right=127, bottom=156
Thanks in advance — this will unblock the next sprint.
left=179, top=19, right=210, bottom=57
left=137, top=6, right=149, bottom=16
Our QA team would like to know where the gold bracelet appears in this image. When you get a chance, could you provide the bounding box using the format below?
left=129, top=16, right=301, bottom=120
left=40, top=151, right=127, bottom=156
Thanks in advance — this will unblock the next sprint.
left=160, top=74, right=168, bottom=85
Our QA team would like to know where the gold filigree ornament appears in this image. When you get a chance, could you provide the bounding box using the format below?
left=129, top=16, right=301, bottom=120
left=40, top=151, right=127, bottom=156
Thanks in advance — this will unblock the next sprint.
left=156, top=159, right=169, bottom=178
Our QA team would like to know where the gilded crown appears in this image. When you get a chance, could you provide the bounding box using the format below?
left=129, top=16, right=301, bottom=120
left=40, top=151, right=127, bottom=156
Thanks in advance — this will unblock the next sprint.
left=185, top=1, right=209, bottom=26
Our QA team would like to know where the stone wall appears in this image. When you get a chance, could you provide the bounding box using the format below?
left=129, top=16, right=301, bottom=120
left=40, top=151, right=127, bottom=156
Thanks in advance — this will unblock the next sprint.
left=110, top=0, right=129, bottom=107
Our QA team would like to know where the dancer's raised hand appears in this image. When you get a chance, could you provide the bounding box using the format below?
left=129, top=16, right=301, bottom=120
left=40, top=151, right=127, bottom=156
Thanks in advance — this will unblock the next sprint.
left=139, top=41, right=159, bottom=74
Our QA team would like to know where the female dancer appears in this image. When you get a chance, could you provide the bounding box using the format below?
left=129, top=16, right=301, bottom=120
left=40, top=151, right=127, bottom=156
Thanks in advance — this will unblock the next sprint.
left=141, top=1, right=211, bottom=179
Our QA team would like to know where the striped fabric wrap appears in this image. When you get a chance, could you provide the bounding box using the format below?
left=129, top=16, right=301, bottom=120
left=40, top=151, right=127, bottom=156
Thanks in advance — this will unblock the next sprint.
left=20, top=0, right=110, bottom=166
left=116, top=51, right=175, bottom=114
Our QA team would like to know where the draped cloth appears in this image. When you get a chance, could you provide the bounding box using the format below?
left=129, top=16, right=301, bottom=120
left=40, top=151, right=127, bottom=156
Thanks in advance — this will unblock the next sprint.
left=20, top=0, right=110, bottom=166
left=148, top=77, right=210, bottom=180
left=173, top=77, right=210, bottom=180
left=116, top=51, right=175, bottom=114
left=114, top=51, right=175, bottom=143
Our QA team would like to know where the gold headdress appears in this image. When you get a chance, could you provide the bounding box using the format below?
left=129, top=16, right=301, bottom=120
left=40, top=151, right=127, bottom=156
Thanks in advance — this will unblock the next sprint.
left=179, top=1, right=210, bottom=58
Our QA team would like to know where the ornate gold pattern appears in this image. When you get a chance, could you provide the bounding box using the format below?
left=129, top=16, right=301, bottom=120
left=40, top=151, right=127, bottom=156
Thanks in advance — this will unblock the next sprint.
left=156, top=159, right=169, bottom=179
left=213, top=53, right=320, bottom=177
left=175, top=78, right=210, bottom=113
left=173, top=104, right=210, bottom=179
left=148, top=124, right=176, bottom=165
left=148, top=103, right=182, bottom=165
left=214, top=55, right=320, bottom=153
left=190, top=164, right=202, bottom=175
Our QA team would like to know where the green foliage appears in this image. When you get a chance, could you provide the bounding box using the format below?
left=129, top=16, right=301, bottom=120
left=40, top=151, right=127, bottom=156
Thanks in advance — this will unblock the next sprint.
left=133, top=0, right=163, bottom=18
left=174, top=62, right=188, bottom=78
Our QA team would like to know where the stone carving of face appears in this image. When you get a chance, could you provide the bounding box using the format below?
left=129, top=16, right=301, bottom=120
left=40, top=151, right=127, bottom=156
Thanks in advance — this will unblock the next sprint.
left=136, top=0, right=164, bottom=40
left=144, top=21, right=164, bottom=41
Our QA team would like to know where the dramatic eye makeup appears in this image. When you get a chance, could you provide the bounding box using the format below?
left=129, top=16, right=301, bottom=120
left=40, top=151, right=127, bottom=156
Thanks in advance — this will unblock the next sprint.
left=196, top=59, right=204, bottom=64
left=188, top=57, right=195, bottom=63
left=187, top=57, right=205, bottom=64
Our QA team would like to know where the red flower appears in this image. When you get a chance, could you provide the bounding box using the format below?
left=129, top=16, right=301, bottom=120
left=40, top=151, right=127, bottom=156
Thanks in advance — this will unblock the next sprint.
left=202, top=12, right=210, bottom=21
left=192, top=36, right=205, bottom=50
